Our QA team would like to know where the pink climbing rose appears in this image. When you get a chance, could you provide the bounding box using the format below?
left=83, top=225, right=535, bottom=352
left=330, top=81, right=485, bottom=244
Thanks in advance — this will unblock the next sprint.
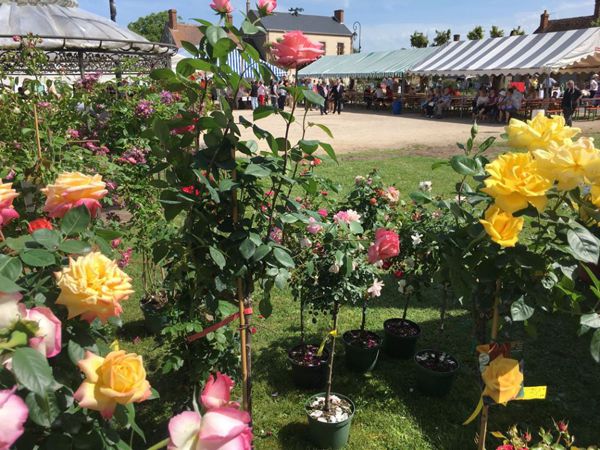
left=271, top=31, right=324, bottom=69
left=201, top=372, right=238, bottom=410
left=257, top=0, right=276, bottom=15
left=0, top=182, right=19, bottom=228
left=368, top=229, right=400, bottom=264
left=19, top=305, right=62, bottom=358
left=210, top=0, right=233, bottom=14
left=0, top=387, right=29, bottom=450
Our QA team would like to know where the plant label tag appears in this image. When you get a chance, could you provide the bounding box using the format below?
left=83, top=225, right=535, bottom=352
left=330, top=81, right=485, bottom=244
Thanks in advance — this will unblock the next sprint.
left=518, top=386, right=547, bottom=400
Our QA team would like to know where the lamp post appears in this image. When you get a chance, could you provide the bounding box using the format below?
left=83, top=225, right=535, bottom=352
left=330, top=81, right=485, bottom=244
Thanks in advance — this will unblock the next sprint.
left=353, top=21, right=362, bottom=53
left=109, top=0, right=116, bottom=22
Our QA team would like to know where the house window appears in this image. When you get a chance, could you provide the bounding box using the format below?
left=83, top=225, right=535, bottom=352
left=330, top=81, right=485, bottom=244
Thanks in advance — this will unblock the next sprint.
left=337, top=42, right=345, bottom=55
left=320, top=42, right=326, bottom=54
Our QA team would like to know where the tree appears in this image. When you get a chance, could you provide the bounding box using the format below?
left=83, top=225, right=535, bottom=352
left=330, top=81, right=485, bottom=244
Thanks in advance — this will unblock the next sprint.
left=490, top=25, right=504, bottom=38
left=433, top=29, right=451, bottom=46
left=128, top=11, right=175, bottom=43
left=467, top=26, right=484, bottom=40
left=510, top=26, right=526, bottom=36
left=410, top=31, right=429, bottom=48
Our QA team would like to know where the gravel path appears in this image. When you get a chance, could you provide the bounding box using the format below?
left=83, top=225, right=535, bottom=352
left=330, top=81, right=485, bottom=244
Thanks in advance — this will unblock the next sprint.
left=238, top=108, right=600, bottom=157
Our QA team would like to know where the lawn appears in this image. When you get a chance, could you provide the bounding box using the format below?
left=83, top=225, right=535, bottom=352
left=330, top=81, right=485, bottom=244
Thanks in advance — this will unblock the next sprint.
left=117, top=151, right=600, bottom=449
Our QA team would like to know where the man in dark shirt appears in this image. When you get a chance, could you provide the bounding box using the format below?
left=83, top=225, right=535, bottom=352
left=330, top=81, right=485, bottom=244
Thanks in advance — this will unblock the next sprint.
left=332, top=79, right=345, bottom=115
left=562, top=80, right=581, bottom=126
left=250, top=81, right=259, bottom=110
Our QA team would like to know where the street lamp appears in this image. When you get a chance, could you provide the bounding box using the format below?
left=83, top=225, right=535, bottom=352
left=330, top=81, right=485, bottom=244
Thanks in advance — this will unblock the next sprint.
left=352, top=21, right=362, bottom=53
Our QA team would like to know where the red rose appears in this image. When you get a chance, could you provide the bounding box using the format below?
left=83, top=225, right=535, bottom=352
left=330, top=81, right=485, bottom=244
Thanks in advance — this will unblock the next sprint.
left=394, top=270, right=404, bottom=278
left=368, top=229, right=400, bottom=264
left=28, top=218, right=53, bottom=234
left=557, top=421, right=568, bottom=433
left=370, top=198, right=377, bottom=205
left=496, top=446, right=514, bottom=450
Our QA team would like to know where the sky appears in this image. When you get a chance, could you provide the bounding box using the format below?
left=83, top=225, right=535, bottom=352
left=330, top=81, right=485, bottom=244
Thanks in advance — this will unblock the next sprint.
left=79, top=0, right=597, bottom=51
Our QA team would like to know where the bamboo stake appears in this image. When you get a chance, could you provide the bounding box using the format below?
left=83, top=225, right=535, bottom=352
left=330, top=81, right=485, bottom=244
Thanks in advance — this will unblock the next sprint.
left=477, top=280, right=501, bottom=450
left=325, top=302, right=339, bottom=412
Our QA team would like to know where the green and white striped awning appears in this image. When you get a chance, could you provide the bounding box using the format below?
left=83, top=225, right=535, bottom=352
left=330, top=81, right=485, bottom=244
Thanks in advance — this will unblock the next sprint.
left=298, top=47, right=438, bottom=79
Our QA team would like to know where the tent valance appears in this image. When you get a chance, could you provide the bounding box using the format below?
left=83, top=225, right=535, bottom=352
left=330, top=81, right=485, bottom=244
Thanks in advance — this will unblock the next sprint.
left=298, top=47, right=437, bottom=79
left=410, top=27, right=600, bottom=77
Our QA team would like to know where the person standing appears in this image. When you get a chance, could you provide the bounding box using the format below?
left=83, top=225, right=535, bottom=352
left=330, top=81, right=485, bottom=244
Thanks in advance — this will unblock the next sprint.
left=332, top=79, right=345, bottom=115
left=257, top=81, right=266, bottom=106
left=590, top=74, right=599, bottom=99
left=317, top=81, right=328, bottom=115
left=270, top=80, right=278, bottom=109
left=562, top=80, right=582, bottom=126
left=278, top=81, right=288, bottom=110
left=250, top=81, right=259, bottom=110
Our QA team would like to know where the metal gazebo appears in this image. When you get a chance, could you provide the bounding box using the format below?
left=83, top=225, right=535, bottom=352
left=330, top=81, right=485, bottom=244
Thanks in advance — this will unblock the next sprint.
left=0, top=0, right=177, bottom=75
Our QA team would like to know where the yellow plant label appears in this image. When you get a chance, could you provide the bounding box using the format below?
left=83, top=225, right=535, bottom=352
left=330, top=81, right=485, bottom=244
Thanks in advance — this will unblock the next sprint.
left=518, top=386, right=547, bottom=400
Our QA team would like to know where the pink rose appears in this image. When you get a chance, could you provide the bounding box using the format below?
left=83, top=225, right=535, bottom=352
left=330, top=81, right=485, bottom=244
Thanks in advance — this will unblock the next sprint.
left=317, top=208, right=328, bottom=217
left=368, top=229, right=400, bottom=264
left=0, top=387, right=28, bottom=450
left=384, top=186, right=400, bottom=204
left=0, top=182, right=19, bottom=228
left=271, top=31, right=324, bottom=69
left=333, top=209, right=361, bottom=225
left=201, top=372, right=238, bottom=410
left=168, top=408, right=252, bottom=450
left=257, top=0, right=276, bottom=15
left=210, top=0, right=233, bottom=14
left=306, top=217, right=322, bottom=235
left=19, top=305, right=62, bottom=358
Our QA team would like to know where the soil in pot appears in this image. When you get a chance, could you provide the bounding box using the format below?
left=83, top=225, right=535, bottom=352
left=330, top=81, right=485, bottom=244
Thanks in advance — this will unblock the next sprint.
left=383, top=318, right=421, bottom=359
left=140, top=292, right=169, bottom=335
left=288, top=344, right=329, bottom=389
left=306, top=393, right=355, bottom=449
left=343, top=330, right=381, bottom=372
left=414, top=350, right=459, bottom=397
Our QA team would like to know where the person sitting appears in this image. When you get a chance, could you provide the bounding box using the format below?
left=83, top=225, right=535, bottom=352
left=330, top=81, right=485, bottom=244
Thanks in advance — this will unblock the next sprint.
left=473, top=88, right=489, bottom=120
left=483, top=88, right=499, bottom=121
left=363, top=85, right=373, bottom=109
left=385, top=85, right=394, bottom=102
left=498, top=89, right=510, bottom=123
left=425, top=89, right=440, bottom=118
left=374, top=85, right=386, bottom=107
left=434, top=87, right=452, bottom=118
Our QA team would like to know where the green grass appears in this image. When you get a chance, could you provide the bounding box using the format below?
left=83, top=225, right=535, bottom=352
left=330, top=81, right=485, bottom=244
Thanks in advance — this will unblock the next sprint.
left=116, top=151, right=600, bottom=449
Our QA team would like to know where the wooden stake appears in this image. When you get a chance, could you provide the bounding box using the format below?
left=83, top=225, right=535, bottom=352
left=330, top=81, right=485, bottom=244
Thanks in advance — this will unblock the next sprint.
left=325, top=302, right=339, bottom=412
left=477, top=280, right=501, bottom=450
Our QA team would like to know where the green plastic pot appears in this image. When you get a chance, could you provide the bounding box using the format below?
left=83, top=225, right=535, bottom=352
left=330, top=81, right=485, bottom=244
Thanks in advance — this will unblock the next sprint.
left=342, top=330, right=381, bottom=372
left=305, top=393, right=355, bottom=449
left=140, top=300, right=168, bottom=335
left=383, top=318, right=421, bottom=359
left=414, top=350, right=459, bottom=397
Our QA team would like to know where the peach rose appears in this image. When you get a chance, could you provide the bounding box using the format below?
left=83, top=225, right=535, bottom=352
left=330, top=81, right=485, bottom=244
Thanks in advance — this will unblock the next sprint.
left=55, top=252, right=133, bottom=323
left=74, top=350, right=151, bottom=419
left=41, top=172, right=107, bottom=219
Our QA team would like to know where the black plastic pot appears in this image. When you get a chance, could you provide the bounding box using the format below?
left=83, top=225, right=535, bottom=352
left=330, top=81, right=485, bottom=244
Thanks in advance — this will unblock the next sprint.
left=342, top=330, right=381, bottom=372
left=383, top=318, right=421, bottom=359
left=414, top=350, right=459, bottom=397
left=140, top=299, right=169, bottom=335
left=306, top=393, right=355, bottom=449
left=288, top=344, right=329, bottom=389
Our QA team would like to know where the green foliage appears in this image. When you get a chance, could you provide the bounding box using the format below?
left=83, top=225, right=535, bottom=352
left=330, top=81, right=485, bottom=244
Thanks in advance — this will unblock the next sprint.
left=433, top=29, right=451, bottom=46
left=410, top=31, right=429, bottom=48
left=510, top=26, right=526, bottom=36
left=490, top=25, right=505, bottom=38
left=467, top=26, right=485, bottom=40
left=127, top=10, right=174, bottom=43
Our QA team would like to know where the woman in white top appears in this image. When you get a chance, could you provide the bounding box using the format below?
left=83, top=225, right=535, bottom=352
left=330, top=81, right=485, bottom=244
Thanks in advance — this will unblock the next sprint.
left=473, top=88, right=489, bottom=119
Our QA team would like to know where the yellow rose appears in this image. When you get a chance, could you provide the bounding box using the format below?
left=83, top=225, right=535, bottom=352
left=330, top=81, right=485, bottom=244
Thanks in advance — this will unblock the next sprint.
left=41, top=172, right=107, bottom=218
left=482, top=356, right=523, bottom=404
left=74, top=350, right=151, bottom=419
left=533, top=137, right=600, bottom=191
left=56, top=252, right=133, bottom=323
left=480, top=205, right=524, bottom=248
left=506, top=114, right=581, bottom=152
left=482, top=152, right=552, bottom=214
left=591, top=186, right=600, bottom=208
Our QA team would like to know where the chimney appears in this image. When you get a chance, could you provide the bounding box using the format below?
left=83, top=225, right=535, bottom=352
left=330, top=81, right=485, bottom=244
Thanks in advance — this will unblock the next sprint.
left=596, top=0, right=600, bottom=18
left=453, top=34, right=460, bottom=42
left=246, top=0, right=250, bottom=14
left=540, top=10, right=549, bottom=31
left=334, top=9, right=344, bottom=24
left=168, top=9, right=177, bottom=29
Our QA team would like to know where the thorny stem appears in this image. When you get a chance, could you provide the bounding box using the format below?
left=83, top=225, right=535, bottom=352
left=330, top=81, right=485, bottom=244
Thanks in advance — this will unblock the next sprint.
left=325, top=301, right=339, bottom=412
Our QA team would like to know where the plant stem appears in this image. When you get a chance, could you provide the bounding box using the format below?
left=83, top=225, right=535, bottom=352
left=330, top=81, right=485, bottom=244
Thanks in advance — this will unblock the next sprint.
left=300, top=296, right=305, bottom=344
left=325, top=301, right=339, bottom=412
left=360, top=298, right=367, bottom=332
left=146, top=438, right=170, bottom=450
left=402, top=292, right=411, bottom=321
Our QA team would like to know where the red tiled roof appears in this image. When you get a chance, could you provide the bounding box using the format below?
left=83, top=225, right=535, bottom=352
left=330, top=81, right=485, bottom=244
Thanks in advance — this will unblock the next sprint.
left=535, top=16, right=597, bottom=33
left=164, top=24, right=204, bottom=48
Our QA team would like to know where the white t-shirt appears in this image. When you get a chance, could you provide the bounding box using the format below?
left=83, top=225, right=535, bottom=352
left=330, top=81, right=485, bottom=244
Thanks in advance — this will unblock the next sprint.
left=591, top=79, right=598, bottom=91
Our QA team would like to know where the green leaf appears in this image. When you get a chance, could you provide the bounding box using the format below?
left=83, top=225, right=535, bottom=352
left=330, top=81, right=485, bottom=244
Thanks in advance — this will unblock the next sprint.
left=95, top=229, right=122, bottom=241
left=259, top=294, right=273, bottom=318
left=431, top=161, right=450, bottom=170
left=303, top=89, right=325, bottom=107
left=409, top=191, right=432, bottom=204
left=239, top=239, right=256, bottom=260
left=245, top=164, right=271, bottom=178
left=510, top=297, right=534, bottom=322
left=125, top=403, right=146, bottom=442
left=253, top=106, right=276, bottom=121
left=275, top=269, right=290, bottom=289
left=450, top=155, right=484, bottom=176
left=568, top=223, right=600, bottom=264
left=20, top=249, right=55, bottom=267
left=299, top=140, right=319, bottom=154
left=319, top=142, right=338, bottom=164
left=273, top=248, right=294, bottom=268
left=349, top=221, right=364, bottom=235
left=5, top=236, right=31, bottom=253
left=12, top=347, right=54, bottom=396
left=150, top=68, right=175, bottom=80
left=581, top=313, right=600, bottom=329
left=25, top=390, right=60, bottom=428
left=206, top=25, right=228, bottom=45
left=308, top=122, right=333, bottom=138
left=32, top=229, right=60, bottom=250
left=58, top=240, right=91, bottom=255
left=591, top=328, right=600, bottom=363
left=252, top=244, right=271, bottom=262
left=0, top=255, right=22, bottom=280
left=209, top=246, right=226, bottom=269
left=181, top=40, right=200, bottom=57
left=60, top=205, right=91, bottom=236
left=0, top=275, right=22, bottom=292
left=241, top=19, right=260, bottom=35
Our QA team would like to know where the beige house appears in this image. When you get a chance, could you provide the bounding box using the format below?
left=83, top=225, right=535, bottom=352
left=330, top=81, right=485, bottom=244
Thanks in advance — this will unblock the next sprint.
left=246, top=8, right=353, bottom=64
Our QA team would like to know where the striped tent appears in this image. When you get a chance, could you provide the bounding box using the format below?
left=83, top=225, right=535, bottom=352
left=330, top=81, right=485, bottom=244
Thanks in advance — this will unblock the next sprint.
left=411, top=28, right=600, bottom=76
left=226, top=49, right=287, bottom=79
left=298, top=47, right=437, bottom=79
